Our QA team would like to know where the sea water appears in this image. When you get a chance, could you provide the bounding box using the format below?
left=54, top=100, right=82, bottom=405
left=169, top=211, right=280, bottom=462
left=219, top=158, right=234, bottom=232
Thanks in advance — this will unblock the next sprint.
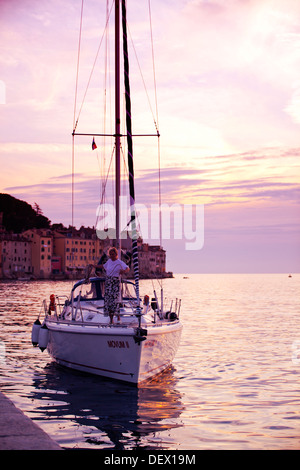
left=0, top=274, right=299, bottom=450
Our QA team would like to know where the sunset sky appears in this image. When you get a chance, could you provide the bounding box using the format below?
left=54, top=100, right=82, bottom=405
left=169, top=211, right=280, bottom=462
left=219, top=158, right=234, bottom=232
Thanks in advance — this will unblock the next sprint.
left=0, top=0, right=299, bottom=273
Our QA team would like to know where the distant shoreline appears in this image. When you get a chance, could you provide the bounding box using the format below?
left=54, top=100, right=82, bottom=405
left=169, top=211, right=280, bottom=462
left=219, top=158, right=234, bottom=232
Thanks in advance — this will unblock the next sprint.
left=0, top=272, right=175, bottom=282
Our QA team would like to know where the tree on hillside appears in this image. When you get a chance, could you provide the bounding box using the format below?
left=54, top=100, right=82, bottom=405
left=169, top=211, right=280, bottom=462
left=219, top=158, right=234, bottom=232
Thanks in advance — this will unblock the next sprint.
left=33, top=202, right=43, bottom=215
left=0, top=193, right=51, bottom=233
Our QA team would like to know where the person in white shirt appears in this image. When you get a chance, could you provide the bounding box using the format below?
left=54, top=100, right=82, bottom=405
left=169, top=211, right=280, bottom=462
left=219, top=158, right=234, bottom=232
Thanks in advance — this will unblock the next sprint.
left=95, top=247, right=129, bottom=324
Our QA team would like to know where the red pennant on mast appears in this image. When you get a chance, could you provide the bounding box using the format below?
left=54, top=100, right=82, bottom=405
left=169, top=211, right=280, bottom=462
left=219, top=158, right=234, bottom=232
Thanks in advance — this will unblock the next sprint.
left=92, top=137, right=97, bottom=150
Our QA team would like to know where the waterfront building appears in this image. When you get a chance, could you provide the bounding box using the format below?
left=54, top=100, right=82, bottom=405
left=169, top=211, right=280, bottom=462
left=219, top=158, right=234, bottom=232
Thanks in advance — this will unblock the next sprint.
left=138, top=243, right=166, bottom=277
left=52, top=228, right=105, bottom=277
left=22, top=228, right=52, bottom=278
left=0, top=233, right=32, bottom=278
left=0, top=226, right=169, bottom=280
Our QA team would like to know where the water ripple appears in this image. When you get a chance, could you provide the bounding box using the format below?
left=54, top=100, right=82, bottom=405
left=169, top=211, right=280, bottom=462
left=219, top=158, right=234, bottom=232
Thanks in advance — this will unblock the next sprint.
left=0, top=274, right=300, bottom=449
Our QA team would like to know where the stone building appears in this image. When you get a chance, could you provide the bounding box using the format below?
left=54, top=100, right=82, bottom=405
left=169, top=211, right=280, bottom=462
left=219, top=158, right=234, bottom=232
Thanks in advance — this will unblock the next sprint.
left=52, top=228, right=104, bottom=278
left=22, top=228, right=53, bottom=278
left=0, top=233, right=32, bottom=278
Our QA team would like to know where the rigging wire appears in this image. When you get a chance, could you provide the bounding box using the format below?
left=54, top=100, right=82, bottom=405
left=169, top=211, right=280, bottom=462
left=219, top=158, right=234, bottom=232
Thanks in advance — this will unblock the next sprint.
left=72, top=0, right=115, bottom=247
left=71, top=0, right=164, bottom=286
left=71, top=0, right=84, bottom=273
left=96, top=146, right=115, bottom=219
left=73, top=0, right=84, bottom=131
left=125, top=6, right=162, bottom=252
left=127, top=27, right=158, bottom=134
left=73, top=0, right=114, bottom=133
left=127, top=1, right=163, bottom=253
left=148, top=0, right=162, bottom=252
left=100, top=0, right=113, bottom=223
left=148, top=0, right=159, bottom=133
left=123, top=0, right=163, bottom=287
left=148, top=0, right=163, bottom=290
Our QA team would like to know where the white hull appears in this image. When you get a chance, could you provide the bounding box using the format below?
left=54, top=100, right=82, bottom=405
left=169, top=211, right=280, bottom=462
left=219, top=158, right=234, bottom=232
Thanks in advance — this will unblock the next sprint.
left=45, top=319, right=182, bottom=384
left=33, top=278, right=183, bottom=385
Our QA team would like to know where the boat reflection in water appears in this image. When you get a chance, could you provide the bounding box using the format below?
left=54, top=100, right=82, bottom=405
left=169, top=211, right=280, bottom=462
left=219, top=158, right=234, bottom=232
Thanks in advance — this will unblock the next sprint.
left=30, top=363, right=184, bottom=450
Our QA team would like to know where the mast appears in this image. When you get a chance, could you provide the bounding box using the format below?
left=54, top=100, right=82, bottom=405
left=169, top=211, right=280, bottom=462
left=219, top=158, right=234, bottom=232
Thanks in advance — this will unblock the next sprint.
left=115, top=0, right=121, bottom=251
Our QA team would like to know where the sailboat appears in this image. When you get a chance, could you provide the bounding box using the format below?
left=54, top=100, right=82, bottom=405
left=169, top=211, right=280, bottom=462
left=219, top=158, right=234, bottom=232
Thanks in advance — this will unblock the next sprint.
left=31, top=0, right=182, bottom=385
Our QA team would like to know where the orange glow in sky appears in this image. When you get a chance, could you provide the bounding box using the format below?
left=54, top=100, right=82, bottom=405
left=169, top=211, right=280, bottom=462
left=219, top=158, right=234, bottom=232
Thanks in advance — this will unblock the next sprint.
left=0, top=0, right=299, bottom=272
